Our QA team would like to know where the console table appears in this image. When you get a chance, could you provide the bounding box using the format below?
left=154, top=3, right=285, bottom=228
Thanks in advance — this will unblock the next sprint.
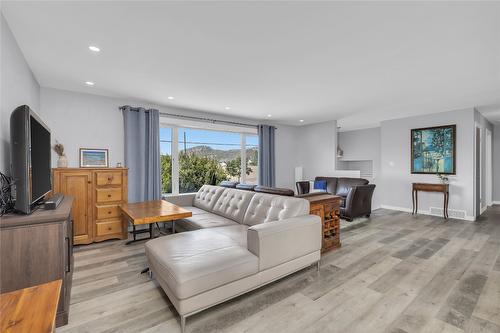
left=412, top=183, right=449, bottom=219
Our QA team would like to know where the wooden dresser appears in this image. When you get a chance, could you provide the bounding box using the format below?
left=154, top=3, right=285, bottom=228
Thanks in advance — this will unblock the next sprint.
left=0, top=197, right=74, bottom=327
left=303, top=194, right=342, bottom=253
left=53, top=168, right=128, bottom=245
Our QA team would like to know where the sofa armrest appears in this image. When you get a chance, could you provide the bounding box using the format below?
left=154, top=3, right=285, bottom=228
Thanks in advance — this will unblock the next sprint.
left=247, top=215, right=322, bottom=270
left=162, top=193, right=196, bottom=207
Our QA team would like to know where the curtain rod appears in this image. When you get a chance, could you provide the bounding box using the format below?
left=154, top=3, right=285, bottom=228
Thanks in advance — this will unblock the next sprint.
left=120, top=105, right=276, bottom=129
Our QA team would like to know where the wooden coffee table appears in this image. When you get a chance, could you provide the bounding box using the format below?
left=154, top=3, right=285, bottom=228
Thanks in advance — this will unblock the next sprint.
left=121, top=200, right=192, bottom=245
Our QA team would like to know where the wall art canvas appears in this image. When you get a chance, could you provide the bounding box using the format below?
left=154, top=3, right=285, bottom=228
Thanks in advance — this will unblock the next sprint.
left=411, top=125, right=456, bottom=174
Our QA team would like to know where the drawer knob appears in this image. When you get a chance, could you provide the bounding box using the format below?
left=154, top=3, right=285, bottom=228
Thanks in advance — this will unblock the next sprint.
left=108, top=227, right=112, bottom=231
left=108, top=211, right=112, bottom=214
left=107, top=177, right=112, bottom=181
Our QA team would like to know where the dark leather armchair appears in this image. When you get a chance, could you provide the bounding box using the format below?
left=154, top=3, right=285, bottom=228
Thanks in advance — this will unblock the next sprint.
left=296, top=181, right=310, bottom=195
left=296, top=177, right=376, bottom=221
left=342, top=183, right=376, bottom=221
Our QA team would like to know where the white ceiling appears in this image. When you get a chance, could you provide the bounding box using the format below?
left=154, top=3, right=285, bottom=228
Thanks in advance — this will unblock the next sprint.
left=2, top=1, right=500, bottom=128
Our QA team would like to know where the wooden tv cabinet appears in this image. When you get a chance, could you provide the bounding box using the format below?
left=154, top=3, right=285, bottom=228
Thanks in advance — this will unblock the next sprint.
left=0, top=197, right=74, bottom=327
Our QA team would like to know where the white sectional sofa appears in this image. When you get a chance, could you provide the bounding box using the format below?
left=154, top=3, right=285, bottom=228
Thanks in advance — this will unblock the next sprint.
left=145, top=185, right=322, bottom=332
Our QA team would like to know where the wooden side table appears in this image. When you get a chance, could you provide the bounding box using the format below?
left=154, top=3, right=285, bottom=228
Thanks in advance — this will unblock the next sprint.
left=0, top=280, right=62, bottom=333
left=302, top=194, right=341, bottom=253
left=412, top=183, right=449, bottom=219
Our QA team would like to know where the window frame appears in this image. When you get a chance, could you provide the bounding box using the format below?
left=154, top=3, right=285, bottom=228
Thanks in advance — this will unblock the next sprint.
left=160, top=119, right=258, bottom=195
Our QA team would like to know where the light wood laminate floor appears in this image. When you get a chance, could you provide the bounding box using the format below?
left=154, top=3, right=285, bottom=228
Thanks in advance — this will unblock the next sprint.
left=58, top=207, right=500, bottom=333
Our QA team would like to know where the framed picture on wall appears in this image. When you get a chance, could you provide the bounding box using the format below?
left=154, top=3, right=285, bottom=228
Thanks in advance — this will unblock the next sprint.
left=411, top=125, right=456, bottom=174
left=79, top=148, right=109, bottom=167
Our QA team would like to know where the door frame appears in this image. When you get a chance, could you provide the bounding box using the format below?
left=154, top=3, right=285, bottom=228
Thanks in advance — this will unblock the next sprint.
left=474, top=123, right=482, bottom=217
left=485, top=128, right=493, bottom=206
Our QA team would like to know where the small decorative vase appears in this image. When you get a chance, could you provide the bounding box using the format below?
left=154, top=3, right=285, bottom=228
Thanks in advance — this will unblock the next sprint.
left=57, top=155, right=68, bottom=168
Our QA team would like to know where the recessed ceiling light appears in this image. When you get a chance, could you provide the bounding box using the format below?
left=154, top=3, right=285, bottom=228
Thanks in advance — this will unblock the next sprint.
left=85, top=81, right=95, bottom=86
left=168, top=96, right=174, bottom=100
left=225, top=106, right=231, bottom=110
left=267, top=114, right=272, bottom=118
left=300, top=119, right=304, bottom=122
left=88, top=45, right=100, bottom=52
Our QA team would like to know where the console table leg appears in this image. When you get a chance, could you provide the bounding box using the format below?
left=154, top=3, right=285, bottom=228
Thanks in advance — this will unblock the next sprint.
left=445, top=192, right=449, bottom=219
left=412, top=190, right=415, bottom=214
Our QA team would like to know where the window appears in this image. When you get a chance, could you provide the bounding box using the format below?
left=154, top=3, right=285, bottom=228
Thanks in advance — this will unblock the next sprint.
left=160, top=128, right=173, bottom=194
left=160, top=123, right=258, bottom=195
left=244, top=134, right=259, bottom=184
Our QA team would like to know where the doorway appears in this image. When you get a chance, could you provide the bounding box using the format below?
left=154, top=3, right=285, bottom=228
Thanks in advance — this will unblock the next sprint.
left=486, top=129, right=493, bottom=206
left=475, top=126, right=481, bottom=217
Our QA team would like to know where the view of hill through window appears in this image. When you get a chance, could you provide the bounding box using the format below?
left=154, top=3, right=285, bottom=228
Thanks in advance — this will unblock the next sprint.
left=160, top=127, right=258, bottom=194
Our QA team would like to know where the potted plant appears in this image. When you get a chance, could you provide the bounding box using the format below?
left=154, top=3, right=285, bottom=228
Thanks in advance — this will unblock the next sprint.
left=436, top=173, right=449, bottom=184
left=53, top=142, right=68, bottom=168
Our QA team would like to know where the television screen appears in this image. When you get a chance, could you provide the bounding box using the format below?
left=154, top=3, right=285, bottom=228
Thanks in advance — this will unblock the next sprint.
left=30, top=115, right=51, bottom=203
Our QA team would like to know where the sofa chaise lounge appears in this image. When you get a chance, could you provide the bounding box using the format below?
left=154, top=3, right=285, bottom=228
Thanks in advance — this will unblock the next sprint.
left=145, top=185, right=321, bottom=332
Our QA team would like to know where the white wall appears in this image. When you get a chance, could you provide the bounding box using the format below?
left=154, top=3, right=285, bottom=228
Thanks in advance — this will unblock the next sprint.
left=40, top=88, right=126, bottom=168
left=380, top=108, right=475, bottom=220
left=40, top=87, right=300, bottom=189
left=0, top=14, right=40, bottom=174
left=494, top=124, right=500, bottom=203
left=338, top=127, right=381, bottom=208
left=274, top=124, right=299, bottom=189
left=295, top=121, right=337, bottom=180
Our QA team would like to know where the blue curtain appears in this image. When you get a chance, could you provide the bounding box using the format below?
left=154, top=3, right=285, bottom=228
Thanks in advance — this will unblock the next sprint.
left=258, top=125, right=276, bottom=187
left=121, top=106, right=161, bottom=202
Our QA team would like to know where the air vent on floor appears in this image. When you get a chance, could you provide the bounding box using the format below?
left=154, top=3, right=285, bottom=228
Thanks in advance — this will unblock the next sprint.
left=429, top=207, right=466, bottom=219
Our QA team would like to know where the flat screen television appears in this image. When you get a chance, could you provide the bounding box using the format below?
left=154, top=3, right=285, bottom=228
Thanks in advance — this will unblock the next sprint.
left=10, top=105, right=52, bottom=214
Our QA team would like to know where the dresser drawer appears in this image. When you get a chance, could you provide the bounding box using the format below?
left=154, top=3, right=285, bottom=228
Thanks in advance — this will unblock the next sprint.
left=96, top=172, right=122, bottom=186
left=96, top=205, right=121, bottom=219
left=96, top=219, right=123, bottom=236
left=96, top=188, right=122, bottom=203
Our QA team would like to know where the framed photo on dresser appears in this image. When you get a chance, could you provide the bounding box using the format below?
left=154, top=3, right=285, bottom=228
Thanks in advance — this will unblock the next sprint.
left=79, top=148, right=109, bottom=167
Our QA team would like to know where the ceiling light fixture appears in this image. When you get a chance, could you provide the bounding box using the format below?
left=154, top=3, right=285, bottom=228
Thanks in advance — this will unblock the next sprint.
left=300, top=119, right=304, bottom=123
left=85, top=81, right=95, bottom=86
left=267, top=114, right=272, bottom=118
left=225, top=106, right=231, bottom=110
left=88, top=45, right=100, bottom=52
left=168, top=96, right=174, bottom=100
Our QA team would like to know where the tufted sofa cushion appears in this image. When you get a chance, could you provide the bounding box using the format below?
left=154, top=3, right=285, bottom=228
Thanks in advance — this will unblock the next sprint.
left=242, top=193, right=310, bottom=226
left=193, top=185, right=225, bottom=212
left=176, top=213, right=238, bottom=230
left=212, top=188, right=255, bottom=224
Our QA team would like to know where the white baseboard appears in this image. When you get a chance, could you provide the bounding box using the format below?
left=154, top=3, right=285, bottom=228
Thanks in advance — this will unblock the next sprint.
left=380, top=205, right=412, bottom=213
left=493, top=201, right=500, bottom=205
left=481, top=206, right=487, bottom=214
left=379, top=204, right=476, bottom=222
